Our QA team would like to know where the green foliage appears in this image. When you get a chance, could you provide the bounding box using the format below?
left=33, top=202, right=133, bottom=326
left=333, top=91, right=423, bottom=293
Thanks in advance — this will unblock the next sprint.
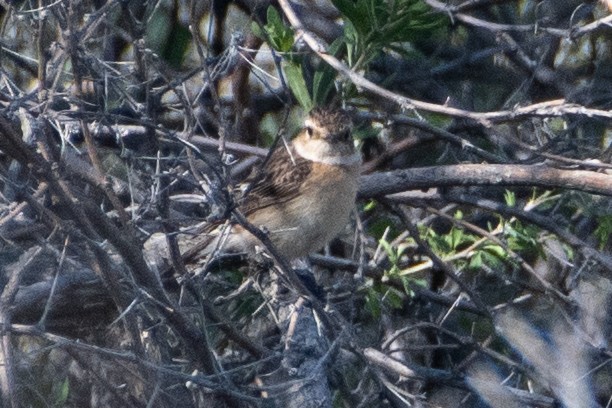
left=468, top=244, right=506, bottom=271
left=163, top=23, right=191, bottom=68
left=374, top=205, right=549, bottom=294
left=504, top=219, right=541, bottom=258
left=147, top=6, right=191, bottom=67
left=332, top=0, right=447, bottom=68
left=284, top=63, right=313, bottom=110
left=365, top=286, right=382, bottom=318
left=504, top=190, right=516, bottom=207
left=251, top=7, right=295, bottom=53
left=54, top=378, right=70, bottom=407
left=332, top=0, right=445, bottom=41
left=363, top=199, right=377, bottom=212
left=252, top=7, right=313, bottom=110
left=421, top=218, right=479, bottom=256
left=365, top=283, right=404, bottom=319
left=311, top=38, right=346, bottom=106
left=379, top=235, right=405, bottom=276
left=562, top=191, right=612, bottom=250
left=253, top=2, right=446, bottom=109
left=595, top=215, right=612, bottom=249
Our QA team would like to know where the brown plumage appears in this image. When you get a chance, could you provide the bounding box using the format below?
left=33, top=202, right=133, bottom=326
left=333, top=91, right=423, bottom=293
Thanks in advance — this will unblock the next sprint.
left=208, top=106, right=361, bottom=260
left=240, top=146, right=313, bottom=215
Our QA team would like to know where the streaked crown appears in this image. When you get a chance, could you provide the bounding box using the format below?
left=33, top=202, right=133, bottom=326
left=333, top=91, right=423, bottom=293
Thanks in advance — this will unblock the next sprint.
left=303, top=107, right=353, bottom=143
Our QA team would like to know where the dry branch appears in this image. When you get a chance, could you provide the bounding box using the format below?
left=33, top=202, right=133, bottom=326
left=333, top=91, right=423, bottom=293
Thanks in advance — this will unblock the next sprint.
left=78, top=122, right=612, bottom=197
left=364, top=348, right=556, bottom=408
left=358, top=164, right=612, bottom=198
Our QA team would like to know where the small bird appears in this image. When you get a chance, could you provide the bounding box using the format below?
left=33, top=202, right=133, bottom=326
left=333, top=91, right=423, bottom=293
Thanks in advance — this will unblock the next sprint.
left=207, top=106, right=361, bottom=260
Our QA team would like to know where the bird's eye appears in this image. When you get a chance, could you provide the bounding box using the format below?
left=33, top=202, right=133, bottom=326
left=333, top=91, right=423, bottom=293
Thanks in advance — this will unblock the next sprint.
left=306, top=126, right=313, bottom=137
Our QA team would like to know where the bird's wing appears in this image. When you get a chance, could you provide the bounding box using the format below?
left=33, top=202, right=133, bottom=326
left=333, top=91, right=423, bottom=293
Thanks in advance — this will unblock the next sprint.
left=240, top=144, right=312, bottom=215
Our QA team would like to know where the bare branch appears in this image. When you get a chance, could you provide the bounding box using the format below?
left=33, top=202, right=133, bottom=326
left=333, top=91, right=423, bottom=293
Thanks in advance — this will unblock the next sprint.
left=359, top=164, right=612, bottom=198
left=364, top=348, right=557, bottom=408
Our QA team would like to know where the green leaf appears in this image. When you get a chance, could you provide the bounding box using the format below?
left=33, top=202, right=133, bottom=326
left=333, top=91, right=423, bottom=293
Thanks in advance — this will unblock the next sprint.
left=402, top=277, right=428, bottom=297
left=312, top=66, right=335, bottom=105
left=469, top=251, right=483, bottom=269
left=379, top=238, right=397, bottom=263
left=594, top=215, right=612, bottom=249
left=312, top=38, right=344, bottom=105
left=363, top=199, right=377, bottom=212
left=251, top=21, right=265, bottom=40
left=365, top=288, right=381, bottom=319
left=449, top=227, right=464, bottom=250
left=504, top=190, right=516, bottom=207
left=252, top=6, right=294, bottom=52
left=267, top=5, right=282, bottom=27
left=423, top=225, right=450, bottom=254
left=382, top=287, right=404, bottom=310
left=331, top=0, right=370, bottom=37
left=268, top=7, right=294, bottom=51
left=481, top=250, right=505, bottom=270
left=335, top=0, right=446, bottom=45
left=55, top=378, right=70, bottom=406
left=505, top=221, right=540, bottom=256
left=284, top=62, right=312, bottom=110
left=162, top=22, right=191, bottom=67
left=342, top=20, right=360, bottom=67
left=483, top=244, right=507, bottom=258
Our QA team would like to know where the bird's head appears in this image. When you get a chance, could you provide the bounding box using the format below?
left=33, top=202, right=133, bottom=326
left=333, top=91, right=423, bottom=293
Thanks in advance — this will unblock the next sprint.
left=293, top=107, right=360, bottom=166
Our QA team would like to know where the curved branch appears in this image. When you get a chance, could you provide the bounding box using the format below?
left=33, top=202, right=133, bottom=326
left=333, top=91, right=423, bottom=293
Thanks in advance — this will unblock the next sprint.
left=277, top=0, right=612, bottom=124
left=425, top=0, right=612, bottom=39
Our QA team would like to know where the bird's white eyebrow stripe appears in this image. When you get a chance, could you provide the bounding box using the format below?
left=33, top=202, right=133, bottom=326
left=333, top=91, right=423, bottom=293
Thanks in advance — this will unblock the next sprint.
left=294, top=142, right=361, bottom=166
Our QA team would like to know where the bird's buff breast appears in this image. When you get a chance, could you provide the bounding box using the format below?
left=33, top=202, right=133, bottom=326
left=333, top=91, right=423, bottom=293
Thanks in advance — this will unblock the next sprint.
left=246, top=163, right=359, bottom=259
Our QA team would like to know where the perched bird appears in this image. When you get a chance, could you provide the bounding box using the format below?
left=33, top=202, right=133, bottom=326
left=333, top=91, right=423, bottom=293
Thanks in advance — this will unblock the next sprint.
left=206, top=106, right=361, bottom=260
